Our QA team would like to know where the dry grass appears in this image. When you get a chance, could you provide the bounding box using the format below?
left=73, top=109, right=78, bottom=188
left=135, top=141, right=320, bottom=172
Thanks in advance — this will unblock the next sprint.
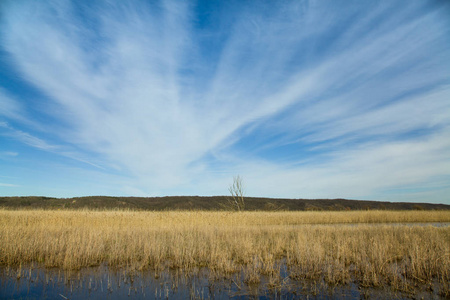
left=0, top=210, right=449, bottom=295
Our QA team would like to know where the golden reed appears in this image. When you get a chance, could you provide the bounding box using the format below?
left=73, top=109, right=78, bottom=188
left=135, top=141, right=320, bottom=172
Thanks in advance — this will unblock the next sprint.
left=0, top=210, right=449, bottom=294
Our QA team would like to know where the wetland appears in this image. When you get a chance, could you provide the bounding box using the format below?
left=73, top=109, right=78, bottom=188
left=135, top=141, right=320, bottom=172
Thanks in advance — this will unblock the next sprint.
left=1, top=210, right=449, bottom=299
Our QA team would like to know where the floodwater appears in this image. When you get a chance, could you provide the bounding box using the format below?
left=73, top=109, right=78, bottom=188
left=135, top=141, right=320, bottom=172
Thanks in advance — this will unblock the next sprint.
left=1, top=223, right=447, bottom=299
left=341, top=222, right=450, bottom=227
left=0, top=264, right=445, bottom=300
left=233, top=222, right=450, bottom=231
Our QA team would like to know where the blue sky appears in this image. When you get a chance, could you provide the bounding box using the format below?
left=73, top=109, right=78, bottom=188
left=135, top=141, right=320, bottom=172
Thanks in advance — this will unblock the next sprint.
left=0, top=0, right=449, bottom=203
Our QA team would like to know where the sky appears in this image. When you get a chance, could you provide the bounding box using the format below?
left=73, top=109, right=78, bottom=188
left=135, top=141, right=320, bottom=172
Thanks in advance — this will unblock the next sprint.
left=0, top=0, right=449, bottom=203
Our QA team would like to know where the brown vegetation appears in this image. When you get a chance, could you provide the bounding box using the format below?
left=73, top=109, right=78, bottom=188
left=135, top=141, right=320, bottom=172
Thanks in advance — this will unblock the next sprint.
left=0, top=210, right=449, bottom=295
left=1, top=196, right=448, bottom=211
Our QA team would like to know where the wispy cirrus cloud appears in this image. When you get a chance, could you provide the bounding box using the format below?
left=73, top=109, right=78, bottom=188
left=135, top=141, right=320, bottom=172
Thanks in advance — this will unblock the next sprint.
left=0, top=88, right=28, bottom=123
left=0, top=122, right=57, bottom=151
left=0, top=0, right=449, bottom=201
left=0, top=183, right=19, bottom=187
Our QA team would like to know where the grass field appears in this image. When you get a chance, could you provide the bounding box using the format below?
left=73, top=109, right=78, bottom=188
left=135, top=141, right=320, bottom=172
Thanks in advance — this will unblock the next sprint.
left=0, top=209, right=449, bottom=295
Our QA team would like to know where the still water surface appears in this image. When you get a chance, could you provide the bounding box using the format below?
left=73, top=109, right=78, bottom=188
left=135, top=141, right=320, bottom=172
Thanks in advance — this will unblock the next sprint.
left=1, top=264, right=445, bottom=299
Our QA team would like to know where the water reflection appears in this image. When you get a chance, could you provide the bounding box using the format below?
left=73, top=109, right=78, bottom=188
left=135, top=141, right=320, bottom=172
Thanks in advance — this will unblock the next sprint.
left=1, top=264, right=445, bottom=299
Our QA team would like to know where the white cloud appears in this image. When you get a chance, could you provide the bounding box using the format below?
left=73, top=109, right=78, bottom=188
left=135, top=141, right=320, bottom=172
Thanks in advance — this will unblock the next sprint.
left=0, top=183, right=19, bottom=187
left=0, top=151, right=18, bottom=157
left=0, top=122, right=57, bottom=151
left=0, top=0, right=449, bottom=201
left=236, top=128, right=450, bottom=202
left=0, top=88, right=24, bottom=121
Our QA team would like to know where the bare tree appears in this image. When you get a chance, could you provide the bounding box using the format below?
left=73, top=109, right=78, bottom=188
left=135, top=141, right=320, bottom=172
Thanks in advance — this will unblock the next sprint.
left=227, top=175, right=245, bottom=211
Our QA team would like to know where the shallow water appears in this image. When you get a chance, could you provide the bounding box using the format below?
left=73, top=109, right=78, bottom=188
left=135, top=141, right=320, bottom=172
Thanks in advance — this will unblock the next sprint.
left=0, top=264, right=445, bottom=300
left=313, top=222, right=450, bottom=228
left=240, top=222, right=450, bottom=230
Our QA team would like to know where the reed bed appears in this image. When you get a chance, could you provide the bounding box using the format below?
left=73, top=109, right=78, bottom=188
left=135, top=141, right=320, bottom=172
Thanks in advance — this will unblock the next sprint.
left=0, top=210, right=449, bottom=295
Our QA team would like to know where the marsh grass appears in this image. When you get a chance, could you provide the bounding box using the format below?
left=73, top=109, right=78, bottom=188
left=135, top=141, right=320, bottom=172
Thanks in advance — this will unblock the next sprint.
left=0, top=210, right=449, bottom=295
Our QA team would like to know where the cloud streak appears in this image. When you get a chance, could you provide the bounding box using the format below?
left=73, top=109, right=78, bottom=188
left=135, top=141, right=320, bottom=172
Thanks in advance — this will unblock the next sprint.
left=0, top=0, right=449, bottom=202
left=0, top=183, right=19, bottom=187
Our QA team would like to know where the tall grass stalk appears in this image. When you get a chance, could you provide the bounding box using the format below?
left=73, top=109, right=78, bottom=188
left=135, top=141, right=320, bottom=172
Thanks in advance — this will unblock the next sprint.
left=0, top=210, right=448, bottom=294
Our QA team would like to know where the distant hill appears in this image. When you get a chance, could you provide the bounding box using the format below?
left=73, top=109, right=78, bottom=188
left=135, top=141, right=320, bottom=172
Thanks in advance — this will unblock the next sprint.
left=0, top=196, right=448, bottom=211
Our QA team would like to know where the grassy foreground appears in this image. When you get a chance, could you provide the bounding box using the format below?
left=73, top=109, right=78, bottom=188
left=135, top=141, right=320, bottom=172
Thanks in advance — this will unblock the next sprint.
left=1, top=210, right=449, bottom=295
